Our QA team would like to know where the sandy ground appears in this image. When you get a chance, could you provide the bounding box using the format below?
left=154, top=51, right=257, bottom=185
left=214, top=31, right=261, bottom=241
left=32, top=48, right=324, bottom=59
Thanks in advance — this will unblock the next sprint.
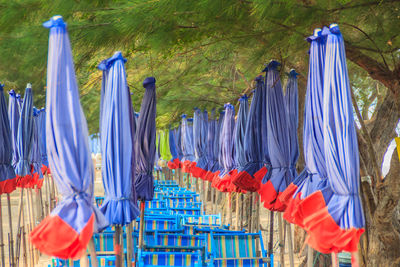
left=1, top=168, right=300, bottom=267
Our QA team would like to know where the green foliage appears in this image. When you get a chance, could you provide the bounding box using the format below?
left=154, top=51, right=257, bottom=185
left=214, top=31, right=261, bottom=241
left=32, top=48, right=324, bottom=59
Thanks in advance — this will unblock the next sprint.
left=0, top=0, right=398, bottom=132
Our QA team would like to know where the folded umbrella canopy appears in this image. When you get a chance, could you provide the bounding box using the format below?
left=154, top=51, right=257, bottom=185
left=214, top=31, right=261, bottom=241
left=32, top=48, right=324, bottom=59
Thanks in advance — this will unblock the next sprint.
left=134, top=77, right=157, bottom=201
left=212, top=104, right=235, bottom=192
left=15, top=85, right=34, bottom=188
left=228, top=95, right=248, bottom=192
left=30, top=15, right=107, bottom=259
left=98, top=51, right=140, bottom=226
left=298, top=24, right=365, bottom=255
left=208, top=110, right=225, bottom=182
left=191, top=108, right=208, bottom=179
left=204, top=109, right=218, bottom=181
left=180, top=114, right=195, bottom=173
left=167, top=127, right=180, bottom=169
left=232, top=77, right=264, bottom=191
left=258, top=61, right=294, bottom=211
left=0, top=84, right=16, bottom=193
left=159, top=130, right=172, bottom=168
left=8, top=90, right=20, bottom=170
left=39, top=109, right=50, bottom=175
left=280, top=28, right=328, bottom=226
left=175, top=125, right=184, bottom=169
left=30, top=107, right=44, bottom=188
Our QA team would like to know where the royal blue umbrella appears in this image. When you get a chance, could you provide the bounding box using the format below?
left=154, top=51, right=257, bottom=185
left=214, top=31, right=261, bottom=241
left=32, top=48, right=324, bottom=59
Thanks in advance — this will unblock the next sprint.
left=299, top=24, right=365, bottom=257
left=180, top=115, right=195, bottom=173
left=258, top=61, right=294, bottom=211
left=229, top=95, right=248, bottom=192
left=30, top=107, right=43, bottom=188
left=167, top=127, right=180, bottom=169
left=8, top=90, right=20, bottom=170
left=210, top=110, right=225, bottom=182
left=15, top=85, right=34, bottom=188
left=280, top=28, right=328, bottom=226
left=39, top=109, right=49, bottom=175
left=98, top=51, right=140, bottom=226
left=212, top=104, right=235, bottom=192
left=232, top=77, right=264, bottom=192
left=191, top=108, right=208, bottom=179
left=16, top=94, right=22, bottom=111
left=134, top=77, right=157, bottom=201
left=30, top=15, right=107, bottom=259
left=0, top=84, right=16, bottom=194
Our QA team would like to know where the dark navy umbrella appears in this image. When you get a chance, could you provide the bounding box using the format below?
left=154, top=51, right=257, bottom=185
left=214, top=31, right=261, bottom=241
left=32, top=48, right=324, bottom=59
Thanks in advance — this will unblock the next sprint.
left=98, top=51, right=140, bottom=226
left=167, top=127, right=180, bottom=169
left=258, top=61, right=294, bottom=211
left=30, top=15, right=107, bottom=259
left=39, top=109, right=49, bottom=175
left=180, top=115, right=195, bottom=173
left=280, top=28, right=328, bottom=226
left=298, top=24, right=365, bottom=257
left=15, top=85, right=34, bottom=188
left=212, top=104, right=235, bottom=192
left=8, top=90, right=20, bottom=170
left=0, top=84, right=16, bottom=193
left=30, top=107, right=44, bottom=188
left=228, top=95, right=248, bottom=192
left=134, top=77, right=157, bottom=201
left=232, top=77, right=264, bottom=192
left=191, top=108, right=208, bottom=179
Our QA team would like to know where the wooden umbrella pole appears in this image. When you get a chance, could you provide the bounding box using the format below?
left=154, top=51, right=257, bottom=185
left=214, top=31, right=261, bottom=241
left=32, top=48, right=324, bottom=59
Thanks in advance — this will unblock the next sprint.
left=268, top=211, right=274, bottom=267
left=21, top=225, right=27, bottom=267
left=25, top=189, right=34, bottom=266
left=202, top=180, right=206, bottom=214
left=14, top=189, right=24, bottom=266
left=240, top=193, right=244, bottom=230
left=45, top=173, right=51, bottom=215
left=247, top=193, right=253, bottom=232
left=235, top=193, right=239, bottom=230
left=307, top=246, right=314, bottom=267
left=286, top=221, right=294, bottom=267
left=126, top=223, right=133, bottom=266
left=138, top=201, right=146, bottom=249
left=50, top=174, right=57, bottom=209
left=0, top=195, right=5, bottom=267
left=88, top=237, right=98, bottom=267
left=6, top=194, right=14, bottom=267
left=278, top=213, right=285, bottom=267
left=114, top=225, right=123, bottom=267
left=255, top=194, right=260, bottom=232
left=212, top=188, right=216, bottom=214
left=226, top=192, right=232, bottom=227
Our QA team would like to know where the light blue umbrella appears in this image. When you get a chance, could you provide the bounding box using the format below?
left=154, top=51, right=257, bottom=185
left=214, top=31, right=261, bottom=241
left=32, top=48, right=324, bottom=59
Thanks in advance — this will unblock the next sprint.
left=30, top=15, right=107, bottom=259
left=98, top=51, right=140, bottom=226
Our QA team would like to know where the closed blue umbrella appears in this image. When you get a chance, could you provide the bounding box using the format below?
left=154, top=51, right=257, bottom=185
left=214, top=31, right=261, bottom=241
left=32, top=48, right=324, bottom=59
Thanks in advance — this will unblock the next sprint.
left=30, top=15, right=107, bottom=259
left=228, top=95, right=248, bottom=192
left=258, top=61, right=294, bottom=211
left=167, top=127, right=180, bottom=169
left=39, top=109, right=49, bottom=175
left=134, top=77, right=157, bottom=201
left=191, top=108, right=208, bottom=179
left=98, top=51, right=140, bottom=226
left=175, top=125, right=184, bottom=169
left=8, top=90, right=20, bottom=170
left=180, top=114, right=195, bottom=173
left=280, top=28, right=328, bottom=226
left=0, top=84, right=16, bottom=193
left=204, top=109, right=218, bottom=181
left=15, top=85, right=34, bottom=188
left=30, top=107, right=43, bottom=188
left=297, top=24, right=365, bottom=256
left=212, top=104, right=235, bottom=192
left=16, top=94, right=22, bottom=111
left=232, top=77, right=264, bottom=192
left=209, top=110, right=225, bottom=182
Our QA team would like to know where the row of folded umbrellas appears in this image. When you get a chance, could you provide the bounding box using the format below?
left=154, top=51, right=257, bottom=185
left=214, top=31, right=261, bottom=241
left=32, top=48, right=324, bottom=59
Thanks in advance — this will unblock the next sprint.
left=158, top=24, right=365, bottom=261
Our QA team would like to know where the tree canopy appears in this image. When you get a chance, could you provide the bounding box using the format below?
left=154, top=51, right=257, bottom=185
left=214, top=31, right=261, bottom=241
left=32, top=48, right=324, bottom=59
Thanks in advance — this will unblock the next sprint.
left=0, top=0, right=398, bottom=133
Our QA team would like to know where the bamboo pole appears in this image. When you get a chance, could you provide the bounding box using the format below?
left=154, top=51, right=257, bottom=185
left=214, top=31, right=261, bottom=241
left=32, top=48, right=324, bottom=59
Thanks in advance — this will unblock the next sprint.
left=6, top=194, right=14, bottom=267
left=21, top=225, right=27, bottom=267
left=240, top=193, right=244, bottom=230
left=247, top=193, right=253, bottom=232
left=45, top=173, right=51, bottom=215
left=114, top=225, right=123, bottom=267
left=268, top=211, right=274, bottom=267
left=212, top=188, right=217, bottom=214
left=226, top=192, right=232, bottom=227
left=307, top=246, right=313, bottom=267
left=0, top=195, right=5, bottom=267
left=235, top=193, right=240, bottom=230
left=24, top=189, right=34, bottom=266
left=278, top=213, right=285, bottom=267
left=126, top=223, right=133, bottom=265
left=88, top=238, right=98, bottom=267
left=202, top=180, right=206, bottom=214
left=255, top=194, right=260, bottom=232
left=286, top=221, right=294, bottom=267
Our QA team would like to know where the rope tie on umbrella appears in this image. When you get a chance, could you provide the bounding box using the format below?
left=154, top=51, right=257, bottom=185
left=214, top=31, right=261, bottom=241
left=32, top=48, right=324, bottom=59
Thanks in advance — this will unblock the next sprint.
left=70, top=191, right=91, bottom=201
left=108, top=197, right=131, bottom=201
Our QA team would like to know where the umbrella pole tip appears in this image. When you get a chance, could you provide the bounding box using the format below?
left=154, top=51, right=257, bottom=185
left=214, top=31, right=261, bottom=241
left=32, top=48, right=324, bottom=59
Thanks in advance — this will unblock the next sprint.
left=27, top=83, right=32, bottom=89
